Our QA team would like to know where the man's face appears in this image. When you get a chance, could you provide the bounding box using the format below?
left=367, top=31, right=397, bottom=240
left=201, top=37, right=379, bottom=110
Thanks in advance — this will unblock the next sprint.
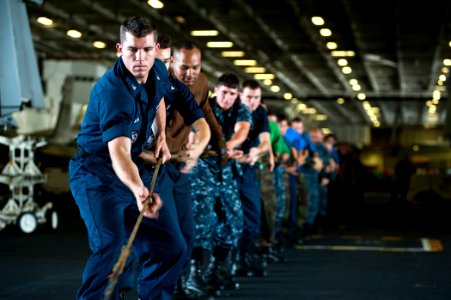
left=291, top=121, right=304, bottom=134
left=172, top=48, right=201, bottom=86
left=278, top=120, right=289, bottom=135
left=116, top=31, right=159, bottom=84
left=240, top=87, right=262, bottom=111
left=214, top=85, right=239, bottom=111
left=157, top=47, right=172, bottom=70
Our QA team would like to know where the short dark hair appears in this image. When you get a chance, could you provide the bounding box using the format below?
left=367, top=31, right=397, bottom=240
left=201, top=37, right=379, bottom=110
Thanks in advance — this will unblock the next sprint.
left=157, top=33, right=171, bottom=49
left=172, top=40, right=202, bottom=55
left=292, top=117, right=303, bottom=123
left=242, top=79, right=261, bottom=90
left=120, top=16, right=157, bottom=43
left=216, top=73, right=239, bottom=89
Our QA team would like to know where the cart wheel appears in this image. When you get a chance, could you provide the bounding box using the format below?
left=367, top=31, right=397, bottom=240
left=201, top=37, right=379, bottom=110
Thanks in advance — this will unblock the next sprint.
left=45, top=209, right=59, bottom=231
left=18, top=212, right=38, bottom=234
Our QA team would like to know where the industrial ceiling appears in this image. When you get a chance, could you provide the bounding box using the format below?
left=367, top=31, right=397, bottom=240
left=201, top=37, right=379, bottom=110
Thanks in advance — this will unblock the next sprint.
left=25, top=0, right=451, bottom=130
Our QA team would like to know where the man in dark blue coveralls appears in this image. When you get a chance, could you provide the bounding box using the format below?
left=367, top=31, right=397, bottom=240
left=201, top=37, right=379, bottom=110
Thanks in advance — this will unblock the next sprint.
left=237, top=80, right=272, bottom=277
left=69, top=16, right=186, bottom=300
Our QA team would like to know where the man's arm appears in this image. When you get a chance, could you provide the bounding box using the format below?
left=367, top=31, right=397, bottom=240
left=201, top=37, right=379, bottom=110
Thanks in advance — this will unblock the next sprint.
left=154, top=98, right=171, bottom=162
left=226, top=121, right=250, bottom=157
left=181, top=117, right=210, bottom=173
left=108, top=137, right=162, bottom=218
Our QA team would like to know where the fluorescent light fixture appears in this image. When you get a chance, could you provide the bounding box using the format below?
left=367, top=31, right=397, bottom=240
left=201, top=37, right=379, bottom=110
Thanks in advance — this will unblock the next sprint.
left=221, top=51, right=245, bottom=57
left=263, top=79, right=272, bottom=85
left=428, top=105, right=436, bottom=114
left=311, top=16, right=325, bottom=26
left=432, top=99, right=439, bottom=105
left=331, top=50, right=355, bottom=57
left=304, top=108, right=317, bottom=114
left=443, top=59, right=451, bottom=66
left=296, top=103, right=306, bottom=111
left=341, top=66, right=352, bottom=74
left=349, top=79, right=358, bottom=85
left=326, top=42, right=337, bottom=49
left=337, top=59, right=348, bottom=66
left=357, top=93, right=366, bottom=100
left=67, top=29, right=82, bottom=38
left=254, top=73, right=274, bottom=80
left=175, top=16, right=186, bottom=24
left=432, top=90, right=441, bottom=100
left=37, top=17, right=53, bottom=26
left=438, top=80, right=443, bottom=85
left=270, top=85, right=280, bottom=92
left=148, top=0, right=164, bottom=9
left=439, top=74, right=446, bottom=81
left=442, top=67, right=449, bottom=73
left=234, top=59, right=257, bottom=66
left=315, top=114, right=328, bottom=121
left=319, top=28, right=332, bottom=37
left=283, top=93, right=293, bottom=100
left=244, top=67, right=266, bottom=73
left=449, top=41, right=451, bottom=47
left=207, top=41, right=234, bottom=48
left=352, top=84, right=361, bottom=91
left=191, top=30, right=219, bottom=36
left=93, top=41, right=106, bottom=49
left=337, top=98, right=345, bottom=104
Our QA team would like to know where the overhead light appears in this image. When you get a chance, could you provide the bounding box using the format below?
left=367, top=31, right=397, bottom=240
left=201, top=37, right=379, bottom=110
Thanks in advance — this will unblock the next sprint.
left=326, top=42, right=337, bottom=49
left=37, top=17, right=53, bottom=26
left=191, top=30, right=219, bottom=36
left=221, top=51, right=245, bottom=57
left=263, top=79, right=272, bottom=86
left=291, top=98, right=298, bottom=103
left=319, top=28, right=332, bottom=37
left=311, top=16, right=325, bottom=26
left=349, top=79, right=358, bottom=85
left=443, top=59, right=451, bottom=66
left=352, top=84, right=361, bottom=91
left=254, top=73, right=275, bottom=80
left=207, top=41, right=233, bottom=48
left=432, top=98, right=439, bottom=105
left=331, top=50, right=355, bottom=57
left=283, top=93, right=293, bottom=100
left=357, top=93, right=366, bottom=100
left=244, top=67, right=266, bottom=73
left=270, top=85, right=280, bottom=92
left=439, top=74, right=447, bottom=81
left=337, top=97, right=345, bottom=104
left=342, top=66, right=352, bottom=74
left=362, top=101, right=371, bottom=110
left=296, top=103, right=307, bottom=111
left=234, top=59, right=257, bottom=66
left=93, top=41, right=106, bottom=49
left=449, top=41, right=451, bottom=47
left=438, top=80, right=443, bottom=85
left=147, top=0, right=164, bottom=9
left=428, top=105, right=437, bottom=114
left=337, top=59, right=348, bottom=66
left=432, top=90, right=441, bottom=100
left=315, top=115, right=328, bottom=121
left=175, top=16, right=186, bottom=24
left=304, top=108, right=317, bottom=114
left=67, top=29, right=82, bottom=38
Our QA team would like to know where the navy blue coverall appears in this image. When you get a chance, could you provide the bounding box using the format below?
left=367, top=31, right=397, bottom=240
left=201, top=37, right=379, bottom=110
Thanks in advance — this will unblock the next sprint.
left=69, top=58, right=187, bottom=300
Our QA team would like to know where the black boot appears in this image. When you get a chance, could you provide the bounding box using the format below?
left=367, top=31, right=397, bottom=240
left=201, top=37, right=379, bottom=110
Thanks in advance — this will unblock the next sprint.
left=204, top=247, right=238, bottom=295
left=184, top=259, right=216, bottom=299
left=236, top=246, right=268, bottom=277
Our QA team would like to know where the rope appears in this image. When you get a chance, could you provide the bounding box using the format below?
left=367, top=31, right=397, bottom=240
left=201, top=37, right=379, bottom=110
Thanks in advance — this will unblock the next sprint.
left=103, top=158, right=163, bottom=299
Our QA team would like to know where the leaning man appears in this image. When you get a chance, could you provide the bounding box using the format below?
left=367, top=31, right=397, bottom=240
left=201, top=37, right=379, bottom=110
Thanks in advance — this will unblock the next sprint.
left=69, top=16, right=186, bottom=300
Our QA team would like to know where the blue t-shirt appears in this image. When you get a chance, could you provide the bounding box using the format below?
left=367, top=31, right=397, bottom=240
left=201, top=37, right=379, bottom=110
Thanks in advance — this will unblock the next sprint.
left=73, top=57, right=168, bottom=174
left=284, top=128, right=305, bottom=151
left=241, top=105, right=270, bottom=154
left=164, top=76, right=204, bottom=127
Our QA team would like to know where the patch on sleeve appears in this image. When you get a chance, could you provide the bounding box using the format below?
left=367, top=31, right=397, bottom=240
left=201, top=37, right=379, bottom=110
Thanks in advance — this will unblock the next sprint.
left=131, top=131, right=138, bottom=143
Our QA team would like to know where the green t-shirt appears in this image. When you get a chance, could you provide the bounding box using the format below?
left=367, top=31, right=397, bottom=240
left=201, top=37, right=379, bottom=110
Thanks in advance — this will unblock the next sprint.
left=269, top=121, right=291, bottom=156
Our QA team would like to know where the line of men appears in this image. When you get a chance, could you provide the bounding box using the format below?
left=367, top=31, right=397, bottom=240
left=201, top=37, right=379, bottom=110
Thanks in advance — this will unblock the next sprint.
left=69, top=16, right=339, bottom=300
